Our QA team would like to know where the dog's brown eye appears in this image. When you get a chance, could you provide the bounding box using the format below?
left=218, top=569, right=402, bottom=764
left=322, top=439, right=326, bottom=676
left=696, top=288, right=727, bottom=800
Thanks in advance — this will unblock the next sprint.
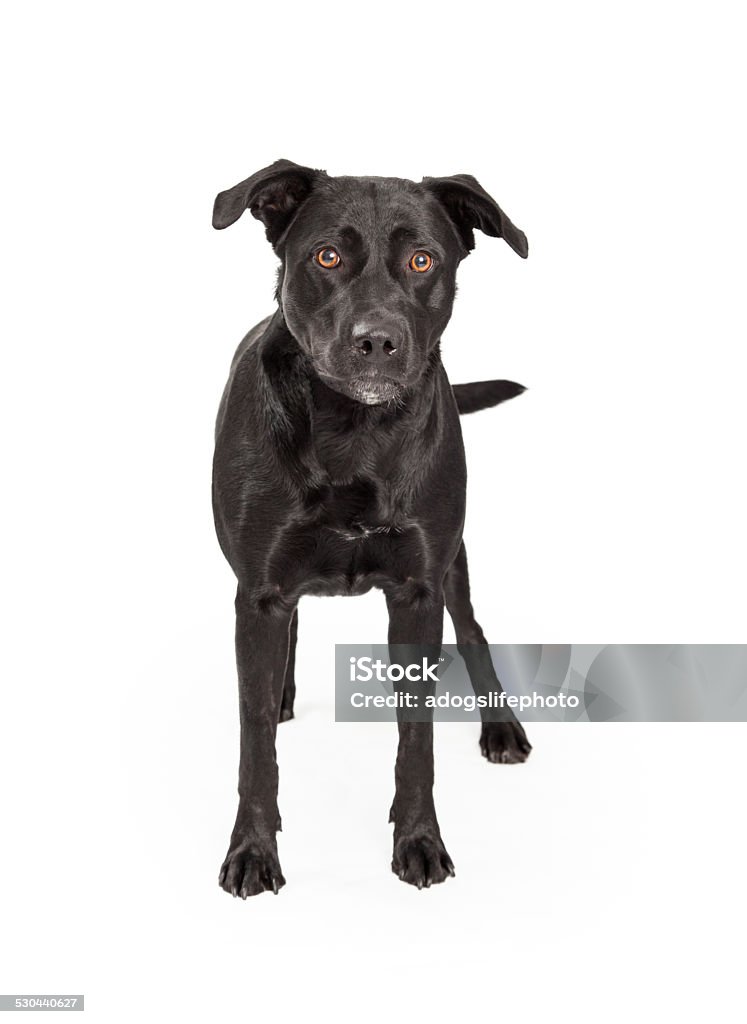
left=316, top=247, right=341, bottom=269
left=409, top=251, right=433, bottom=273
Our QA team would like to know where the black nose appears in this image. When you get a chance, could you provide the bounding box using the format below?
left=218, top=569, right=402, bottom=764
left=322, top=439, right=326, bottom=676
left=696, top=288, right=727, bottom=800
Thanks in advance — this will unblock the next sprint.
left=351, top=331, right=400, bottom=368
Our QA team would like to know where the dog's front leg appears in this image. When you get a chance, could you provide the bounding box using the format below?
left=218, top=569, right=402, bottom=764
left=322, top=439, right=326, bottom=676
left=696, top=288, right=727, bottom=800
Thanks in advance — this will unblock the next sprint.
left=219, top=587, right=294, bottom=898
left=387, top=594, right=455, bottom=889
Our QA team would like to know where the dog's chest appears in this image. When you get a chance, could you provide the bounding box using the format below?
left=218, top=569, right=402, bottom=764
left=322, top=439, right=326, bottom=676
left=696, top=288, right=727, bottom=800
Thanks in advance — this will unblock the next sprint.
left=305, top=477, right=399, bottom=537
left=262, top=477, right=425, bottom=600
left=262, top=422, right=433, bottom=599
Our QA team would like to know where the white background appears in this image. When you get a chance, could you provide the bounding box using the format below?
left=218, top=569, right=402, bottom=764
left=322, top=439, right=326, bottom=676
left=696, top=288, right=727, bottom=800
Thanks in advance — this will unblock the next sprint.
left=1, top=2, right=746, bottom=1021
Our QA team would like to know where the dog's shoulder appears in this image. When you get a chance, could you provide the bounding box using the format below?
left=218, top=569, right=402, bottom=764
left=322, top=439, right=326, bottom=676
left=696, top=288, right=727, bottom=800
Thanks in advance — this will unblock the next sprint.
left=228, top=315, right=274, bottom=373
left=215, top=315, right=276, bottom=438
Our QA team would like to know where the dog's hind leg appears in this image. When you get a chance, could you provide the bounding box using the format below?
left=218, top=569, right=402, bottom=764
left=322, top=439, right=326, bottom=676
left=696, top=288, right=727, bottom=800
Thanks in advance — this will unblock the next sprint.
left=443, top=542, right=532, bottom=764
left=279, top=608, right=298, bottom=723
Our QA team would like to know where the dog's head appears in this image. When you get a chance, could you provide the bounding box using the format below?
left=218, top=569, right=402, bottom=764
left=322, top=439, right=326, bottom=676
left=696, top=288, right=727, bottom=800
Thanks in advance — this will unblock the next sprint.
left=213, top=159, right=527, bottom=405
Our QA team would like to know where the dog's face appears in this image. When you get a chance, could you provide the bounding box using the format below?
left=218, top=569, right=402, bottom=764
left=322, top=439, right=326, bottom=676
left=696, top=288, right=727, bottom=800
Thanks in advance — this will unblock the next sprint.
left=214, top=160, right=527, bottom=405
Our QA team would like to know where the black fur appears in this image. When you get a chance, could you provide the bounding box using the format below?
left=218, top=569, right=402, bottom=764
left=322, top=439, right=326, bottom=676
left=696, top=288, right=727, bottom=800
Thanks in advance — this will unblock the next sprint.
left=452, top=379, right=527, bottom=414
left=212, top=160, right=531, bottom=898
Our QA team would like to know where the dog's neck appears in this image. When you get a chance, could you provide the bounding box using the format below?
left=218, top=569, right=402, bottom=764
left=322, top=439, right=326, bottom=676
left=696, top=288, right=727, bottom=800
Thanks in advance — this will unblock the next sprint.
left=260, top=309, right=446, bottom=491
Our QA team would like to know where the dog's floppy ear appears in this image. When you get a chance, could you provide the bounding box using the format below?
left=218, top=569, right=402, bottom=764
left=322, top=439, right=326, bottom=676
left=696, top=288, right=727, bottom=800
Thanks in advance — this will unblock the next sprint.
left=212, top=158, right=326, bottom=246
left=422, top=174, right=528, bottom=258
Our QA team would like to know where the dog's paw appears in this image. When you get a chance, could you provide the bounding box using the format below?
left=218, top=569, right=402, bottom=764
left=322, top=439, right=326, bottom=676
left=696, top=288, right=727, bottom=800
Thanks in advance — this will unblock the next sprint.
left=218, top=839, right=286, bottom=898
left=392, top=834, right=455, bottom=889
left=480, top=721, right=532, bottom=763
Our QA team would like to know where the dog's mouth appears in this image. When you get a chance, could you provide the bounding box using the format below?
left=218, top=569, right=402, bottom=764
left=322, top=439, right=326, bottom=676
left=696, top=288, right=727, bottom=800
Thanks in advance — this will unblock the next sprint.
left=349, top=377, right=403, bottom=406
left=318, top=371, right=404, bottom=406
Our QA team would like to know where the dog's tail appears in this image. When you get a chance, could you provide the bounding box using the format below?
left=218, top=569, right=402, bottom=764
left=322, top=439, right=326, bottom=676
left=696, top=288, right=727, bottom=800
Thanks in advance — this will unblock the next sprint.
left=452, top=379, right=527, bottom=415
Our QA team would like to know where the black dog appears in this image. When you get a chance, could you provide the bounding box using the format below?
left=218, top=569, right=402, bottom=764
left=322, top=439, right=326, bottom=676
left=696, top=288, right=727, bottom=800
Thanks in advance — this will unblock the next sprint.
left=212, top=160, right=531, bottom=897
